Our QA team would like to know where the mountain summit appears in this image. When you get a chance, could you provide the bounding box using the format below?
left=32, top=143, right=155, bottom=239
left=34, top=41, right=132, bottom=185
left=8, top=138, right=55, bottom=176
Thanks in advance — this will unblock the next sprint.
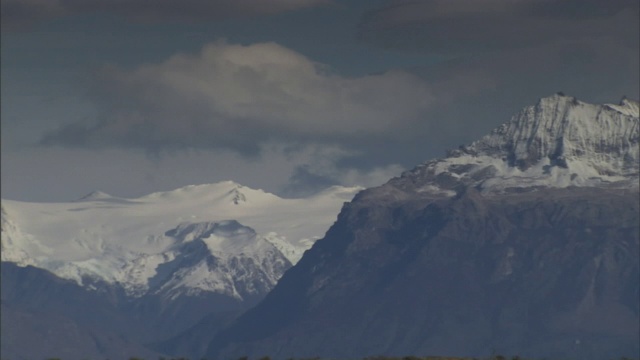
left=395, top=94, right=638, bottom=197
left=206, top=95, right=639, bottom=360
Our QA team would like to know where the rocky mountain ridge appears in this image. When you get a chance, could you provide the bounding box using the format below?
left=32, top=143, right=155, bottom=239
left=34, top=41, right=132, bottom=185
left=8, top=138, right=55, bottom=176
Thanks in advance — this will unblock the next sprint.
left=204, top=95, right=640, bottom=360
left=392, top=95, right=638, bottom=198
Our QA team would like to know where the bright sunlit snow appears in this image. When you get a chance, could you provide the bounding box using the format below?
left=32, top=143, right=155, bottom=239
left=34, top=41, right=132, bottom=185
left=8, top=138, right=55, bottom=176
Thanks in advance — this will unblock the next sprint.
left=1, top=181, right=362, bottom=297
left=402, top=95, right=639, bottom=196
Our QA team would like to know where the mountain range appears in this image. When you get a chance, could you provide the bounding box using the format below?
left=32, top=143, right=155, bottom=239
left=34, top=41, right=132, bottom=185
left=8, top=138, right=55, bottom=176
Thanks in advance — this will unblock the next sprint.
left=1, top=182, right=361, bottom=359
left=1, top=94, right=638, bottom=360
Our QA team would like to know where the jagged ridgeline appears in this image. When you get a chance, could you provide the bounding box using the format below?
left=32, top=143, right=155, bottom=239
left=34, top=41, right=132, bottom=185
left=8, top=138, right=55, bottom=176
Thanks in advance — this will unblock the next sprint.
left=206, top=95, right=639, bottom=360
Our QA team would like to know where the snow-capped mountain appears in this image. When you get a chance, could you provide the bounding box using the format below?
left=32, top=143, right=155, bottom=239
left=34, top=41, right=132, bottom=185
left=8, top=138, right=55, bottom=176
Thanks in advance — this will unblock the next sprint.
left=206, top=95, right=640, bottom=360
left=149, top=220, right=291, bottom=301
left=394, top=94, right=639, bottom=196
left=1, top=181, right=362, bottom=299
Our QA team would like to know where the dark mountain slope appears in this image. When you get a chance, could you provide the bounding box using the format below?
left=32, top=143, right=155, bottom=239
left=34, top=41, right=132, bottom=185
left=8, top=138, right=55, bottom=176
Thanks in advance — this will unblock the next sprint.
left=0, top=263, right=163, bottom=360
left=208, top=187, right=639, bottom=359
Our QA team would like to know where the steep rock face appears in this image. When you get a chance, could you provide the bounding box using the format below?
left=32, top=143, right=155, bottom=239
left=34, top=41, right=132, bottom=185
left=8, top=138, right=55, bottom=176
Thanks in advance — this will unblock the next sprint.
left=207, top=96, right=640, bottom=360
left=0, top=263, right=164, bottom=360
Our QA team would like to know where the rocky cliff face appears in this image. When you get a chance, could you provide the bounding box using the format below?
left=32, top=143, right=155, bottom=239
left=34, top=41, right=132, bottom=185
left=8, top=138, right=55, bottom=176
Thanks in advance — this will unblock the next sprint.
left=205, top=95, right=640, bottom=360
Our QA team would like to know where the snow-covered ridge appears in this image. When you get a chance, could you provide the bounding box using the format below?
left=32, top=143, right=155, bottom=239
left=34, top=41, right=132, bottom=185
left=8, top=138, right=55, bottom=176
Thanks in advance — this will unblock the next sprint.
left=76, top=190, right=116, bottom=202
left=397, top=94, right=639, bottom=195
left=149, top=220, right=291, bottom=300
left=605, top=97, right=639, bottom=117
left=1, top=182, right=362, bottom=298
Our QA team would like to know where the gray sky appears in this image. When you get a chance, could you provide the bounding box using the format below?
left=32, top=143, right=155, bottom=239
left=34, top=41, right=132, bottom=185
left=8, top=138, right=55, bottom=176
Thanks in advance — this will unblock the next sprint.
left=2, top=0, right=638, bottom=202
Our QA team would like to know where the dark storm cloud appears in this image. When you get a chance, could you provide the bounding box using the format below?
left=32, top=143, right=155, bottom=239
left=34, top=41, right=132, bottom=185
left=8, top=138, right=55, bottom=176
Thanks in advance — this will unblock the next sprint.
left=359, top=0, right=639, bottom=53
left=40, top=40, right=434, bottom=155
left=1, top=0, right=331, bottom=30
left=1, top=0, right=65, bottom=30
left=353, top=0, right=639, bottom=149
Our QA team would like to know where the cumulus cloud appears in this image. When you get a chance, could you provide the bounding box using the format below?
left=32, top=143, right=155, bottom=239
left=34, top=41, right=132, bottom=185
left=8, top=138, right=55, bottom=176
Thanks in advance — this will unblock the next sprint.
left=359, top=0, right=639, bottom=53
left=41, top=40, right=433, bottom=154
left=1, top=0, right=330, bottom=30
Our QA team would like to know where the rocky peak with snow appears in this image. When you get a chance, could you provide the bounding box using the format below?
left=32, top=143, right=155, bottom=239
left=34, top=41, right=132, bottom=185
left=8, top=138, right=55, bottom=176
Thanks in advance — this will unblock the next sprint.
left=76, top=190, right=115, bottom=202
left=0, top=182, right=362, bottom=299
left=395, top=94, right=639, bottom=195
left=228, top=187, right=247, bottom=205
left=149, top=220, right=291, bottom=301
left=467, top=94, right=638, bottom=170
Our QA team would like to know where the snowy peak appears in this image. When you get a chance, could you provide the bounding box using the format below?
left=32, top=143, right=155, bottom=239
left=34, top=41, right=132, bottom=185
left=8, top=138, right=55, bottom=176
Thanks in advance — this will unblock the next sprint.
left=227, top=187, right=247, bottom=205
left=154, top=220, right=291, bottom=300
left=76, top=190, right=114, bottom=202
left=467, top=94, right=638, bottom=170
left=1, top=181, right=361, bottom=299
left=201, top=220, right=257, bottom=254
left=166, top=220, right=261, bottom=254
left=398, top=95, right=639, bottom=195
left=139, top=181, right=279, bottom=207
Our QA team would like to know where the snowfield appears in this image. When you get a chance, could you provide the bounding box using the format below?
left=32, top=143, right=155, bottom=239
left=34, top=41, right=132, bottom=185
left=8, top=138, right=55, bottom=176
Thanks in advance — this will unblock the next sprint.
left=1, top=181, right=362, bottom=298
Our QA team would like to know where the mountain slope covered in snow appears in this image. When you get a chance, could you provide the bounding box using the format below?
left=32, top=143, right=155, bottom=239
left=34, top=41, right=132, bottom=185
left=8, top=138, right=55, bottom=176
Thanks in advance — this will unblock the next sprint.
left=1, top=181, right=362, bottom=299
left=393, top=95, right=638, bottom=196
